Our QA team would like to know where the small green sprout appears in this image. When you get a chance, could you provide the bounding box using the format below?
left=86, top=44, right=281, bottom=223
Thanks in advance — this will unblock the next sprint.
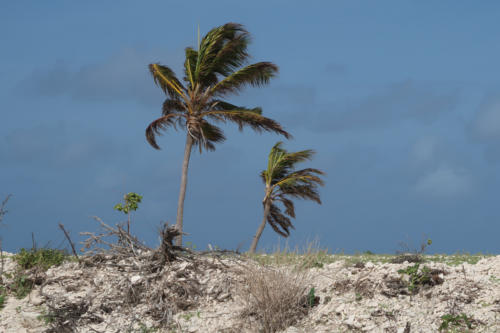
left=114, top=192, right=142, bottom=234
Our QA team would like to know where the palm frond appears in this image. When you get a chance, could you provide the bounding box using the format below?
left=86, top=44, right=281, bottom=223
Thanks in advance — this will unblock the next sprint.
left=278, top=184, right=322, bottom=204
left=197, top=121, right=226, bottom=152
left=211, top=100, right=262, bottom=114
left=145, top=114, right=184, bottom=149
left=196, top=23, right=247, bottom=86
left=265, top=146, right=317, bottom=185
left=211, top=62, right=278, bottom=96
left=183, top=47, right=198, bottom=88
left=201, top=110, right=290, bottom=138
left=210, top=31, right=250, bottom=77
left=266, top=204, right=294, bottom=237
left=278, top=196, right=295, bottom=218
left=149, top=64, right=186, bottom=99
left=162, top=98, right=187, bottom=116
left=275, top=169, right=325, bottom=188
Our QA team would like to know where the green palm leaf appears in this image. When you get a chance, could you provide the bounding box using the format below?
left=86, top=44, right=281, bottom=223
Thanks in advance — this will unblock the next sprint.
left=145, top=114, right=184, bottom=149
left=149, top=64, right=187, bottom=100
left=211, top=62, right=278, bottom=96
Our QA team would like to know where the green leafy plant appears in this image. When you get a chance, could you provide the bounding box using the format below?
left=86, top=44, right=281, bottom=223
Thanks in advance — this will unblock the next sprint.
left=14, top=248, right=66, bottom=271
left=114, top=192, right=143, bottom=235
left=307, top=287, right=316, bottom=307
left=11, top=274, right=33, bottom=299
left=439, top=313, right=475, bottom=331
left=398, top=263, right=432, bottom=293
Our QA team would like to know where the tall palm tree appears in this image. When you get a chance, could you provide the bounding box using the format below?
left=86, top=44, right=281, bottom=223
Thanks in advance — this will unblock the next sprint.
left=146, top=23, right=290, bottom=246
left=249, top=142, right=324, bottom=253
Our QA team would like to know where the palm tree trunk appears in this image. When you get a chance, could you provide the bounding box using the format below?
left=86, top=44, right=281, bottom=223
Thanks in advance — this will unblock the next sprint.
left=175, top=134, right=194, bottom=246
left=249, top=199, right=271, bottom=253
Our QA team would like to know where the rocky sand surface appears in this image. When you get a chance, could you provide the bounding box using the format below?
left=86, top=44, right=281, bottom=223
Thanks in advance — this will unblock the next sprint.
left=0, top=252, right=498, bottom=332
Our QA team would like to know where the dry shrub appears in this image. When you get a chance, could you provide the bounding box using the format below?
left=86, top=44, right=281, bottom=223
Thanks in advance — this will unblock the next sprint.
left=240, top=264, right=311, bottom=333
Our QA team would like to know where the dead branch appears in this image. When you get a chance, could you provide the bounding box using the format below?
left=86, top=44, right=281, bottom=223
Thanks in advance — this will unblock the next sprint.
left=0, top=194, right=11, bottom=225
left=80, top=216, right=150, bottom=258
left=58, top=223, right=80, bottom=263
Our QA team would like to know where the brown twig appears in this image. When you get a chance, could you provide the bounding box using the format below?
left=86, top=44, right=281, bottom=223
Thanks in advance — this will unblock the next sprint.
left=0, top=194, right=11, bottom=225
left=59, top=223, right=80, bottom=263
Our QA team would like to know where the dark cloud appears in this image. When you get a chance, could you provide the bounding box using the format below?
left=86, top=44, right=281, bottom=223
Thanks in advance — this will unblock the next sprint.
left=17, top=48, right=170, bottom=107
left=309, top=80, right=459, bottom=132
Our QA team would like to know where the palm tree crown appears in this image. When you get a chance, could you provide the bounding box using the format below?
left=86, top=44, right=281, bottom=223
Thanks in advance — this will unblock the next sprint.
left=146, top=23, right=290, bottom=152
left=261, top=142, right=324, bottom=236
left=249, top=142, right=324, bottom=253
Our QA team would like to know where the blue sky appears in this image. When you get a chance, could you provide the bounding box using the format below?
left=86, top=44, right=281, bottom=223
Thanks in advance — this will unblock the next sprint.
left=1, top=1, right=499, bottom=254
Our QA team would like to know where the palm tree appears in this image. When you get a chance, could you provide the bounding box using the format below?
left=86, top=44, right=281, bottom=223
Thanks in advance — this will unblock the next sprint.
left=146, top=23, right=290, bottom=246
left=249, top=142, right=324, bottom=253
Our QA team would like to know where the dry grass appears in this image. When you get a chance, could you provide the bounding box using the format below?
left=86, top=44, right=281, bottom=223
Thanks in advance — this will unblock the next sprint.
left=245, top=240, right=331, bottom=269
left=239, top=263, right=312, bottom=333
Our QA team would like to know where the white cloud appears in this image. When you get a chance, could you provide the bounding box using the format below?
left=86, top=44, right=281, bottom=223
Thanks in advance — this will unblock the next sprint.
left=415, top=165, right=471, bottom=197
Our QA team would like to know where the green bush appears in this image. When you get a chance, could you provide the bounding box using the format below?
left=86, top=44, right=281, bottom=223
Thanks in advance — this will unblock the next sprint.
left=14, top=248, right=67, bottom=271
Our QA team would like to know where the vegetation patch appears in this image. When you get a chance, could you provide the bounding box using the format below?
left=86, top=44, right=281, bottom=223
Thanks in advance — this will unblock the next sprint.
left=10, top=274, right=34, bottom=299
left=397, top=263, right=444, bottom=293
left=14, top=248, right=67, bottom=271
left=439, top=313, right=479, bottom=332
left=2, top=248, right=69, bottom=300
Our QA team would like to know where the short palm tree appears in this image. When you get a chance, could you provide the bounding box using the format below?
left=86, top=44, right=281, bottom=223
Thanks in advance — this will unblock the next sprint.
left=249, top=142, right=324, bottom=253
left=146, top=23, right=290, bottom=246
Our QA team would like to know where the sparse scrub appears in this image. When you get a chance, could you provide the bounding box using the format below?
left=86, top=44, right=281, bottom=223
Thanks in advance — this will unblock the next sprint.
left=6, top=247, right=68, bottom=299
left=240, top=264, right=316, bottom=332
left=14, top=248, right=67, bottom=271
left=392, top=238, right=432, bottom=264
left=10, top=273, right=33, bottom=299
